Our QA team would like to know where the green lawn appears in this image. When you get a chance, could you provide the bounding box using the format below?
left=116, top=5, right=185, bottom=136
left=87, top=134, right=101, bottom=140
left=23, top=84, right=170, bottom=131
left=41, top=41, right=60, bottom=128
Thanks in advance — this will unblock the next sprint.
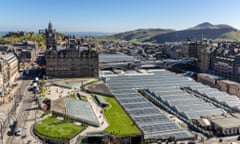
left=34, top=116, right=85, bottom=140
left=40, top=87, right=46, bottom=97
left=102, top=96, right=140, bottom=136
left=69, top=93, right=77, bottom=99
left=81, top=95, right=88, bottom=101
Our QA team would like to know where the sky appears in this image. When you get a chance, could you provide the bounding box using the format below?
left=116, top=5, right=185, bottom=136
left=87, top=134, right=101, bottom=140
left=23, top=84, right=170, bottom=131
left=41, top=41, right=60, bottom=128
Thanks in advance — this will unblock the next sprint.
left=1, top=0, right=240, bottom=32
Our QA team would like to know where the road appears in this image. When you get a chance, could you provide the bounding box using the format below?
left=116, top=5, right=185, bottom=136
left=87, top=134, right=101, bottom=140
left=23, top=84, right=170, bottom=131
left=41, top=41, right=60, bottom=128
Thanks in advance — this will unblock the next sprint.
left=6, top=79, right=32, bottom=144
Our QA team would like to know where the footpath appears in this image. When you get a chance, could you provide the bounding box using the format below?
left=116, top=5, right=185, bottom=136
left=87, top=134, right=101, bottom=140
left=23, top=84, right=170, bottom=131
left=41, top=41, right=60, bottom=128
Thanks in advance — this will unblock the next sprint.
left=0, top=79, right=23, bottom=143
left=0, top=79, right=23, bottom=122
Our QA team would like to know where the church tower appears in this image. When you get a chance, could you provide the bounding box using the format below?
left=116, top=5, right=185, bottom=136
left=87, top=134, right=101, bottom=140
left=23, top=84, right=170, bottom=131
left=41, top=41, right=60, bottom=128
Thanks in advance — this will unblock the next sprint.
left=45, top=22, right=57, bottom=50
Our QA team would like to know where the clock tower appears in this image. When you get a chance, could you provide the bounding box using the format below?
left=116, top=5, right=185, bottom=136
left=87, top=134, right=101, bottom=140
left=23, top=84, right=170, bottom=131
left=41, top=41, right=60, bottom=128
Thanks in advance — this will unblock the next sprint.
left=45, top=22, right=57, bottom=50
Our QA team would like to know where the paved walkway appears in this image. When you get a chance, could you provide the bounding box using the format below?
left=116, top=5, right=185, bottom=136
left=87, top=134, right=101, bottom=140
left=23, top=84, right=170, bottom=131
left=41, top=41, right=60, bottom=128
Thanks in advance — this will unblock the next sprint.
left=45, top=85, right=72, bottom=100
left=0, top=80, right=24, bottom=144
left=78, top=91, right=109, bottom=135
left=0, top=80, right=23, bottom=130
left=7, top=82, right=44, bottom=144
left=0, top=79, right=44, bottom=144
left=21, top=99, right=44, bottom=144
left=0, top=80, right=23, bottom=115
left=45, top=84, right=109, bottom=135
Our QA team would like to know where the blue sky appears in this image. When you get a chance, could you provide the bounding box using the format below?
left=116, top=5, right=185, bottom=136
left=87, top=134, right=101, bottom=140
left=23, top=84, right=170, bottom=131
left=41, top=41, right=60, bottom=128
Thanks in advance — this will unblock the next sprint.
left=1, top=0, right=240, bottom=32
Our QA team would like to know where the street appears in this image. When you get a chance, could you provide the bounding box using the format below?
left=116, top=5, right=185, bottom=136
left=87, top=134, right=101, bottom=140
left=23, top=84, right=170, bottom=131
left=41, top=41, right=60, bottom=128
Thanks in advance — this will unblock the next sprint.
left=5, top=79, right=33, bottom=144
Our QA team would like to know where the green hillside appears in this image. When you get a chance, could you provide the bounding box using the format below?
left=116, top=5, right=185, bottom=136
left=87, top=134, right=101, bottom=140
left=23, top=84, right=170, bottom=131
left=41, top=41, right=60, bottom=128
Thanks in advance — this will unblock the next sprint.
left=0, top=32, right=65, bottom=46
left=107, top=28, right=174, bottom=42
left=108, top=22, right=240, bottom=43
left=218, top=31, right=240, bottom=41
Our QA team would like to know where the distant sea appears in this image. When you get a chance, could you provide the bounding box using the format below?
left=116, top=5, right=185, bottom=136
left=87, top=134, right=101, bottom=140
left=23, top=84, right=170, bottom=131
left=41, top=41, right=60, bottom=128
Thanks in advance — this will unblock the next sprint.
left=0, top=31, right=113, bottom=37
left=0, top=31, right=7, bottom=36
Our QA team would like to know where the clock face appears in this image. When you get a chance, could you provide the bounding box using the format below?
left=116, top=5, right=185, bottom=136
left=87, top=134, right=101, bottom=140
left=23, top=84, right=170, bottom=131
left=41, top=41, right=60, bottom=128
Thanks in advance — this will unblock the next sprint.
left=48, top=33, right=53, bottom=37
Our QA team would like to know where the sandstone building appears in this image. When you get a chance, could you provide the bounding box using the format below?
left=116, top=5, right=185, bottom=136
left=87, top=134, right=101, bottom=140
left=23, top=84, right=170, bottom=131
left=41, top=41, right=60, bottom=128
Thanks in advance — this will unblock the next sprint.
left=44, top=22, right=99, bottom=78
left=0, top=52, right=18, bottom=95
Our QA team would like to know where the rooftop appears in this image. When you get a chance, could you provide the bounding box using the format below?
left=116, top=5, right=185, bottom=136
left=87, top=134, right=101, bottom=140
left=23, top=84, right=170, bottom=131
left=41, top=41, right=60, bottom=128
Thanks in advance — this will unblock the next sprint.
left=66, top=98, right=99, bottom=127
left=51, top=97, right=99, bottom=127
left=103, top=69, right=240, bottom=139
left=99, top=54, right=135, bottom=63
left=208, top=114, right=240, bottom=129
left=104, top=69, right=193, bottom=139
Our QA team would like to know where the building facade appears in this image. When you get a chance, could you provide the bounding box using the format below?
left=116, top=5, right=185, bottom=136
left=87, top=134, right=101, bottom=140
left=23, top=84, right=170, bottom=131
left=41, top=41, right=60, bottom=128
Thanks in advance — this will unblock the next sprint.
left=14, top=41, right=39, bottom=63
left=209, top=46, right=240, bottom=81
left=0, top=53, right=18, bottom=95
left=45, top=22, right=99, bottom=78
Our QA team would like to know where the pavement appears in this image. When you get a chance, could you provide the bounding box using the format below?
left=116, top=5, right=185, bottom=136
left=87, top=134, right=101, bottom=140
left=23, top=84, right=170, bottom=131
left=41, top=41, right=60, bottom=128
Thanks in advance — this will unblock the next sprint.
left=78, top=91, right=109, bottom=135
left=45, top=85, right=72, bottom=100
left=0, top=79, right=43, bottom=144
left=0, top=80, right=23, bottom=114
left=0, top=79, right=23, bottom=143
left=44, top=82, right=109, bottom=135
left=20, top=98, right=44, bottom=144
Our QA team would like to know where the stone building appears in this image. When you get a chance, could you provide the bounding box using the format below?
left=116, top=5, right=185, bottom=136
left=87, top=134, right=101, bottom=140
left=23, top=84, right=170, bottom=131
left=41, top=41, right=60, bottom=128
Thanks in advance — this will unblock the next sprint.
left=14, top=41, right=39, bottom=63
left=181, top=40, right=217, bottom=73
left=209, top=43, right=240, bottom=81
left=206, top=114, right=240, bottom=136
left=181, top=41, right=199, bottom=58
left=0, top=53, right=18, bottom=95
left=0, top=60, right=7, bottom=95
left=45, top=22, right=99, bottom=78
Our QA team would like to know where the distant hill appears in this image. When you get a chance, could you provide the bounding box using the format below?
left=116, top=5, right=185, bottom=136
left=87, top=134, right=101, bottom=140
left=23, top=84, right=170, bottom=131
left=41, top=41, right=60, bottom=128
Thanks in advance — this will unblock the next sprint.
left=149, top=23, right=238, bottom=43
left=109, top=22, right=240, bottom=43
left=189, top=22, right=235, bottom=30
left=217, top=31, right=240, bottom=41
left=62, top=32, right=114, bottom=37
left=107, top=28, right=174, bottom=42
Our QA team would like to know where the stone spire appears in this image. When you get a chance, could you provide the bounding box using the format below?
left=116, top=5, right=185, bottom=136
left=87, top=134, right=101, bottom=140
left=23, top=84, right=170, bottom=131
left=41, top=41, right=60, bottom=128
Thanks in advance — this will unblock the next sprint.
left=48, top=21, right=53, bottom=30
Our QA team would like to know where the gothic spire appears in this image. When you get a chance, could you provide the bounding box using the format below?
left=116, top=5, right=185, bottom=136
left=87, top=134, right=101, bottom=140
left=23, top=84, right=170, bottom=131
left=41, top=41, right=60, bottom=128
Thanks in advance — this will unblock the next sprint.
left=48, top=21, right=53, bottom=30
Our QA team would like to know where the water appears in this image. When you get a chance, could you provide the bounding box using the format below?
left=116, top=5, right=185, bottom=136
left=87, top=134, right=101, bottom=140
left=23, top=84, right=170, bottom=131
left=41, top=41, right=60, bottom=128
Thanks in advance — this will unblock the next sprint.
left=0, top=31, right=8, bottom=36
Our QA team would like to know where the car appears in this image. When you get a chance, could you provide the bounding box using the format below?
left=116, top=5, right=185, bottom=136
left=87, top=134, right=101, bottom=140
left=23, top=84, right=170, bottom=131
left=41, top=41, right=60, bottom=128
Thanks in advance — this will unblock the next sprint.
left=15, top=128, right=22, bottom=136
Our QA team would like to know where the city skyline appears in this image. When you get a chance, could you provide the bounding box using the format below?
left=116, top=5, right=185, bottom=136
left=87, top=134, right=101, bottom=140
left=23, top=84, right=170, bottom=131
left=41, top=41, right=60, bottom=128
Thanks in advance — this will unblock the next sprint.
left=1, top=0, right=240, bottom=32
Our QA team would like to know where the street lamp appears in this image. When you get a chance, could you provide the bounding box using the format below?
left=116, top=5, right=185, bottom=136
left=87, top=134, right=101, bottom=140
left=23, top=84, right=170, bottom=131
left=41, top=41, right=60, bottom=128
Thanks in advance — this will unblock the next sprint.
left=0, top=118, right=4, bottom=144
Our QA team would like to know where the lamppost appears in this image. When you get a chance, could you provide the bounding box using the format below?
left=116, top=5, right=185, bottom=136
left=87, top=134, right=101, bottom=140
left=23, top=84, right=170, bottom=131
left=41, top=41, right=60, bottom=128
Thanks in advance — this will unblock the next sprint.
left=35, top=108, right=37, bottom=122
left=0, top=118, right=4, bottom=144
left=14, top=95, right=17, bottom=115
